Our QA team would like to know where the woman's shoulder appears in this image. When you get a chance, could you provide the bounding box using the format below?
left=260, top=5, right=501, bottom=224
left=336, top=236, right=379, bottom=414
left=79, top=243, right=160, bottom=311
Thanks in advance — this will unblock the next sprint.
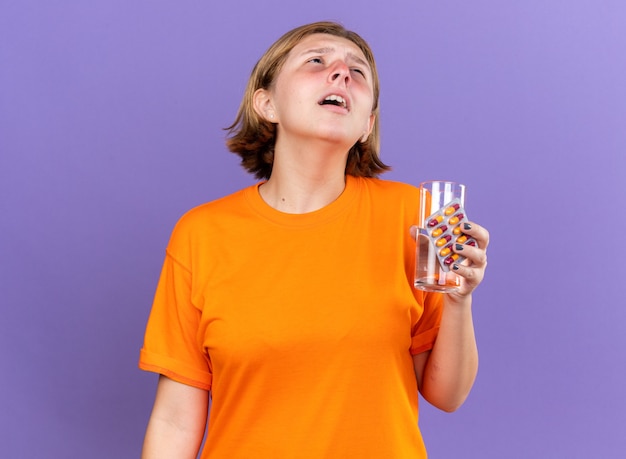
left=357, top=176, right=420, bottom=198
left=169, top=184, right=256, bottom=236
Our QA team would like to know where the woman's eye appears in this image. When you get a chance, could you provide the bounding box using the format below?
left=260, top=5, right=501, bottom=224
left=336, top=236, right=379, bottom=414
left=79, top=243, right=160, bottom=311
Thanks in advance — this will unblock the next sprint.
left=352, top=68, right=366, bottom=77
left=309, top=57, right=323, bottom=64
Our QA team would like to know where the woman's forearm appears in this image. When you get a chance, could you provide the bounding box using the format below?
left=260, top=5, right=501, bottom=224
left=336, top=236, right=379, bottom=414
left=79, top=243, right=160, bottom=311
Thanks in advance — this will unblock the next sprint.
left=420, top=294, right=478, bottom=412
left=142, top=417, right=206, bottom=459
left=142, top=375, right=209, bottom=458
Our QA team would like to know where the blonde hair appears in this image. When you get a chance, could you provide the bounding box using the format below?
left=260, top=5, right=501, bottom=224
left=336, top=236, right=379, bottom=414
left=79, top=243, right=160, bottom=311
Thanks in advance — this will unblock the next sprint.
left=225, top=21, right=390, bottom=179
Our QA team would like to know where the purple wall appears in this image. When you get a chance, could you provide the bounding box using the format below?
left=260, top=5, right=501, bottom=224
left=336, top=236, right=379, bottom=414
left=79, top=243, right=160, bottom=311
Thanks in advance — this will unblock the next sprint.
left=1, top=1, right=625, bottom=457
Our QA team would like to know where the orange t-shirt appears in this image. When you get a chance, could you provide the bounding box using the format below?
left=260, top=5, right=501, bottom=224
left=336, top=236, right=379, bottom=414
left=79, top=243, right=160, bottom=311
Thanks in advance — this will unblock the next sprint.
left=139, top=175, right=443, bottom=458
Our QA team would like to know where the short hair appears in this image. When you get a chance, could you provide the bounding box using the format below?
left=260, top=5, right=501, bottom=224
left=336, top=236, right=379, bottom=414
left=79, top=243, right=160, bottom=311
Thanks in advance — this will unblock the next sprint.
left=225, top=21, right=390, bottom=180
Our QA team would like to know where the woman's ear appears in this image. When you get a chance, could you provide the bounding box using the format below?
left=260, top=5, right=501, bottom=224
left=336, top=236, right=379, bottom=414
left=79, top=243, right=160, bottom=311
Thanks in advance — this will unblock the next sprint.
left=360, top=113, right=375, bottom=142
left=253, top=88, right=276, bottom=122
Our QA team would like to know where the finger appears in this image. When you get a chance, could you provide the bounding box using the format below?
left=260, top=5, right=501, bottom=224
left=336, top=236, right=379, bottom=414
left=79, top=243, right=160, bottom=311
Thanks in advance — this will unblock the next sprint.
left=453, top=242, right=487, bottom=267
left=451, top=262, right=484, bottom=288
left=460, top=222, right=490, bottom=250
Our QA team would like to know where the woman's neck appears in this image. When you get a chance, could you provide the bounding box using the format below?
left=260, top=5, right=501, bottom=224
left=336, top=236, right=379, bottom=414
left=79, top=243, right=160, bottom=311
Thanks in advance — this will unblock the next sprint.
left=259, top=143, right=349, bottom=214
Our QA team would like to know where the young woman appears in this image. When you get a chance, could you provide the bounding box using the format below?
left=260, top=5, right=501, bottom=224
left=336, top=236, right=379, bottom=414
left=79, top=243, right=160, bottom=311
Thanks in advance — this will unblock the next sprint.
left=139, top=21, right=489, bottom=458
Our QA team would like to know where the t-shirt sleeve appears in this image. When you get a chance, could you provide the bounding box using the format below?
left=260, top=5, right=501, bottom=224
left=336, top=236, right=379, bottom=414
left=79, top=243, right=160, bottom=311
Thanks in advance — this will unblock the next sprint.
left=409, top=291, right=444, bottom=355
left=139, top=236, right=212, bottom=390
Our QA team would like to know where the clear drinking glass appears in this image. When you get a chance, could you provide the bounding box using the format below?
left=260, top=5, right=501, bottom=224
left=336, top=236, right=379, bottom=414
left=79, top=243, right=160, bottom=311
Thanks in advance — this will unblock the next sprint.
left=414, top=181, right=466, bottom=293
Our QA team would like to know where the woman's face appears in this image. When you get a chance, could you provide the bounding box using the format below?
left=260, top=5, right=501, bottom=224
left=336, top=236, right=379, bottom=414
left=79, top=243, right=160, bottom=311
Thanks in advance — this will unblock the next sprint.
left=257, top=33, right=376, bottom=150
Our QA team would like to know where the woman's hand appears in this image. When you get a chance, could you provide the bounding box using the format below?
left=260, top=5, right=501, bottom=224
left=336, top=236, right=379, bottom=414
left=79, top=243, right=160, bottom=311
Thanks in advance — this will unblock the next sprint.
left=447, top=221, right=489, bottom=298
left=410, top=221, right=490, bottom=298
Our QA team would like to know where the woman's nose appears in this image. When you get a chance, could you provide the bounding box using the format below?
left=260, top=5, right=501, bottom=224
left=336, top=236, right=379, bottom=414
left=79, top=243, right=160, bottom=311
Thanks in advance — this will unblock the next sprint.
left=329, top=61, right=351, bottom=84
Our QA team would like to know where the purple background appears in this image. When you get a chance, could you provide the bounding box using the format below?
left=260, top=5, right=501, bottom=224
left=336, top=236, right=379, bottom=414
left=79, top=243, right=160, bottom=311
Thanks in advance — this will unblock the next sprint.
left=1, top=1, right=625, bottom=457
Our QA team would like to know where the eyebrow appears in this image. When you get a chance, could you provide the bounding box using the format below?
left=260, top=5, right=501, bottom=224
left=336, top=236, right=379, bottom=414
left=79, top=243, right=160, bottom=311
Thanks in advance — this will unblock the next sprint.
left=300, top=47, right=371, bottom=70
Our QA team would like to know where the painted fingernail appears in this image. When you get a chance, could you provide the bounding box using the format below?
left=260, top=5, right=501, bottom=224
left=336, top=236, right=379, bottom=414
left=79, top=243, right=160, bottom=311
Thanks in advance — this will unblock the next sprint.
left=452, top=264, right=460, bottom=271
left=463, top=223, right=472, bottom=230
left=455, top=243, right=464, bottom=251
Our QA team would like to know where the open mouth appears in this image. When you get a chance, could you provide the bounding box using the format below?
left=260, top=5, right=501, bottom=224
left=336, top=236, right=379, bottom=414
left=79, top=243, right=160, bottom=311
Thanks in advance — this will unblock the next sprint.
left=319, top=94, right=348, bottom=110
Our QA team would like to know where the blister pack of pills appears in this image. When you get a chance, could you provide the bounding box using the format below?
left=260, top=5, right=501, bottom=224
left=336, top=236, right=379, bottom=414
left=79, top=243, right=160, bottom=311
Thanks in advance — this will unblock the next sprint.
left=421, top=198, right=477, bottom=272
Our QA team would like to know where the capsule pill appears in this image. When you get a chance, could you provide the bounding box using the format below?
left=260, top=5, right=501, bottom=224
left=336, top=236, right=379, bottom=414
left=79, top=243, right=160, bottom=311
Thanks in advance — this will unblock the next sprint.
left=448, top=213, right=465, bottom=226
left=428, top=215, right=444, bottom=227
left=444, top=203, right=460, bottom=216
left=456, top=235, right=468, bottom=244
left=439, top=245, right=453, bottom=257
left=452, top=225, right=462, bottom=235
left=444, top=254, right=460, bottom=265
left=432, top=225, right=448, bottom=237
left=436, top=235, right=452, bottom=247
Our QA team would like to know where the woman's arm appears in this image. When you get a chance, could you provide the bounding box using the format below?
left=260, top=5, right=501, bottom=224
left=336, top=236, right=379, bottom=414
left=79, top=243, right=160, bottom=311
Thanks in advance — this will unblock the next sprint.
left=142, top=375, right=209, bottom=459
left=413, top=221, right=489, bottom=412
left=413, top=294, right=478, bottom=412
